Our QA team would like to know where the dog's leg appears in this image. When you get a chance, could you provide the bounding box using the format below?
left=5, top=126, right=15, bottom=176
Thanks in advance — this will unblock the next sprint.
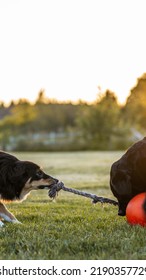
left=0, top=202, right=21, bottom=224
left=0, top=220, right=4, bottom=227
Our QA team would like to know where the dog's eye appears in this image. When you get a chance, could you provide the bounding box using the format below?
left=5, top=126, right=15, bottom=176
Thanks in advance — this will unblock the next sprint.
left=36, top=170, right=43, bottom=178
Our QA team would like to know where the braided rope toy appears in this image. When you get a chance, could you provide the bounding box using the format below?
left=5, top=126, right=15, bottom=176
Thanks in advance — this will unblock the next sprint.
left=48, top=181, right=118, bottom=206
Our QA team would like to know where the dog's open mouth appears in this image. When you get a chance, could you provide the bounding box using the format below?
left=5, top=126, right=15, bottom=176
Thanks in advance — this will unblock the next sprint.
left=38, top=181, right=58, bottom=190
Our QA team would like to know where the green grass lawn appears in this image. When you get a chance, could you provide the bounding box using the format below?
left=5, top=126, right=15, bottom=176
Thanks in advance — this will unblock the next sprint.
left=0, top=151, right=146, bottom=260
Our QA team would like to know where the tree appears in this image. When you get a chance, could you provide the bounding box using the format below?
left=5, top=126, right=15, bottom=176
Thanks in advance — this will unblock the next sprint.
left=0, top=103, right=37, bottom=134
left=124, top=73, right=146, bottom=130
left=77, top=90, right=121, bottom=149
left=35, top=89, right=49, bottom=104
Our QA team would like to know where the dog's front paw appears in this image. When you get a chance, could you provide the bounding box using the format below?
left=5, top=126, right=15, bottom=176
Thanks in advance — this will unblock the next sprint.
left=0, top=220, right=4, bottom=227
left=11, top=219, right=22, bottom=224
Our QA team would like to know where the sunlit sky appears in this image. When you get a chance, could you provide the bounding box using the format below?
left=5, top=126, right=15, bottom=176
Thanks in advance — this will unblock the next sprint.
left=0, top=0, right=146, bottom=105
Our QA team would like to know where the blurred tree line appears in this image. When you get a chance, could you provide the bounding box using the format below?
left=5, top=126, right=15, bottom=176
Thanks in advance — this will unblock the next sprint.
left=0, top=73, right=146, bottom=151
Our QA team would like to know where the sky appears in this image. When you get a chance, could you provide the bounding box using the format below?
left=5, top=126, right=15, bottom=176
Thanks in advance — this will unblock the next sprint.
left=0, top=0, right=146, bottom=105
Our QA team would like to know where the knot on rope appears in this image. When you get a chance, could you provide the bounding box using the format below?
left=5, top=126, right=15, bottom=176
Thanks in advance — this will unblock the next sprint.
left=49, top=181, right=64, bottom=199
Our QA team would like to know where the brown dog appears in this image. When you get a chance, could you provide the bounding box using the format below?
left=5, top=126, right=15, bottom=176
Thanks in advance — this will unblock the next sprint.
left=110, top=137, right=146, bottom=216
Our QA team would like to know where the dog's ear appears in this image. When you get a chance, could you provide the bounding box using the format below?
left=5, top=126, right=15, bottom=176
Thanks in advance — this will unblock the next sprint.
left=13, top=162, right=27, bottom=177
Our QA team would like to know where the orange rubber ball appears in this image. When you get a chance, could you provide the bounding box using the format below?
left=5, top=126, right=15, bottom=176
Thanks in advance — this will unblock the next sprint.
left=126, top=193, right=146, bottom=227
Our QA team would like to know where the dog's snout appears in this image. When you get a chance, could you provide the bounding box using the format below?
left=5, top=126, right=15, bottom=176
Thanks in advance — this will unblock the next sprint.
left=52, top=178, right=59, bottom=185
left=48, top=175, right=58, bottom=184
left=37, top=175, right=59, bottom=190
left=54, top=178, right=59, bottom=184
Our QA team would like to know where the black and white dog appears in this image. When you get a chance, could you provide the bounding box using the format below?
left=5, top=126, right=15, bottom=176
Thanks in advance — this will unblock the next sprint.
left=0, top=151, right=58, bottom=227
